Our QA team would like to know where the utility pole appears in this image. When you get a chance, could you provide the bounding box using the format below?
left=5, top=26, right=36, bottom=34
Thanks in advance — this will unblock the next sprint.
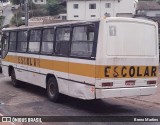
left=25, top=0, right=29, bottom=26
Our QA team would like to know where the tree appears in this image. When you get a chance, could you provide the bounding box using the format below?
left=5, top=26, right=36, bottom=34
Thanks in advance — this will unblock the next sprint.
left=10, top=0, right=20, bottom=5
left=46, top=0, right=65, bottom=16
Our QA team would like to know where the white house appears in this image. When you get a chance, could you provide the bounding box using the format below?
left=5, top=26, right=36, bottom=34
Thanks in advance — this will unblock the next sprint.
left=32, top=0, right=46, bottom=5
left=67, top=0, right=138, bottom=20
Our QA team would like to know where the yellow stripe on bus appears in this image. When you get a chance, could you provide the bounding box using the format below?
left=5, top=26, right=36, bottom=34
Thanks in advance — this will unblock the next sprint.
left=3, top=55, right=158, bottom=79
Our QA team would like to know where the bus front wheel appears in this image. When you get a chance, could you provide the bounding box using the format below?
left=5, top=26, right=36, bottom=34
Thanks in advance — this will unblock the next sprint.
left=11, top=69, right=19, bottom=87
left=47, top=77, right=60, bottom=102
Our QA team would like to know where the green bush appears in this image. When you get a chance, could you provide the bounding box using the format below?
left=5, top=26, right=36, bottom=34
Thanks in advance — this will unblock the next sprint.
left=46, top=0, right=65, bottom=16
left=29, top=8, right=49, bottom=18
left=0, top=16, right=5, bottom=28
left=10, top=16, right=24, bottom=26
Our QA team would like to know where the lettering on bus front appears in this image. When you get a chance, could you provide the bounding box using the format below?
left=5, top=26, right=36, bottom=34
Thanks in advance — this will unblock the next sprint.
left=18, top=57, right=40, bottom=67
left=104, top=66, right=157, bottom=78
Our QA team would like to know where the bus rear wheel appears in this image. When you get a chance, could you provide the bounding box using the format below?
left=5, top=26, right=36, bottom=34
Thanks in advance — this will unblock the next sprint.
left=11, top=69, right=19, bottom=87
left=47, top=77, right=60, bottom=102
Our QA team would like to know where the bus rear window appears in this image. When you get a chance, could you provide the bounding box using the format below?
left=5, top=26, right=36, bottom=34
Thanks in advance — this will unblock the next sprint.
left=106, top=22, right=157, bottom=57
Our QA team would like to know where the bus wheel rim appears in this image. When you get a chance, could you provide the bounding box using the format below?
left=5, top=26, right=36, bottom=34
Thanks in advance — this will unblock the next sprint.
left=11, top=72, right=16, bottom=85
left=49, top=83, right=55, bottom=97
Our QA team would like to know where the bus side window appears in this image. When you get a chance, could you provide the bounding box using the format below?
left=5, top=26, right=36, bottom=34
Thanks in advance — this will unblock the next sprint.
left=70, top=25, right=95, bottom=58
left=17, top=30, right=28, bottom=52
left=41, top=28, right=54, bottom=54
left=9, top=32, right=17, bottom=51
left=55, top=27, right=71, bottom=56
left=28, top=29, right=41, bottom=53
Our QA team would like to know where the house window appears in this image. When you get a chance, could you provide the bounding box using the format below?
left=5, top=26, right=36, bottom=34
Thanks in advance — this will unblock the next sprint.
left=91, top=15, right=96, bottom=17
left=105, top=3, right=111, bottom=8
left=74, top=15, right=79, bottom=17
left=89, top=3, right=96, bottom=9
left=62, top=16, right=67, bottom=20
left=41, top=0, right=43, bottom=2
left=73, top=4, right=79, bottom=9
left=35, top=0, right=37, bottom=2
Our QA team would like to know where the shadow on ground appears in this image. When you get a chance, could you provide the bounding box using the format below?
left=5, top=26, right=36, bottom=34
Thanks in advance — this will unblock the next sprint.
left=4, top=80, right=137, bottom=116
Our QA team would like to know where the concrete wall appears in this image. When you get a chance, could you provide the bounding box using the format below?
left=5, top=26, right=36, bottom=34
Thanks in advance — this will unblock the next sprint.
left=67, top=1, right=86, bottom=20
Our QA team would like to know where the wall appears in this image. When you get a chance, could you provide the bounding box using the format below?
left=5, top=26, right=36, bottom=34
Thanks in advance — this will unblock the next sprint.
left=67, top=1, right=86, bottom=20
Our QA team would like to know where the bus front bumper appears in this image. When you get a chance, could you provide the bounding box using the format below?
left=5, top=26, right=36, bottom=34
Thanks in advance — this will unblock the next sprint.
left=96, top=86, right=157, bottom=99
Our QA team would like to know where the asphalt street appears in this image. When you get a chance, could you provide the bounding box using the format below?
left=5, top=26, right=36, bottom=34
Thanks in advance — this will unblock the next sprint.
left=3, top=4, right=14, bottom=26
left=0, top=74, right=160, bottom=125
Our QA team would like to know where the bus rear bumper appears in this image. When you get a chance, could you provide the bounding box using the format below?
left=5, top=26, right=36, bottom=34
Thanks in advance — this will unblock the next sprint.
left=96, top=86, right=157, bottom=99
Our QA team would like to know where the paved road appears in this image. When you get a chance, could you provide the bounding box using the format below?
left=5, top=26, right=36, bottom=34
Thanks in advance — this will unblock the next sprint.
left=0, top=74, right=160, bottom=125
left=3, top=4, right=13, bottom=26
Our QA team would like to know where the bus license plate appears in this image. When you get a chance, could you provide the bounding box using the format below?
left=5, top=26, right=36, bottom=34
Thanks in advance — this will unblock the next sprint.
left=125, top=81, right=135, bottom=86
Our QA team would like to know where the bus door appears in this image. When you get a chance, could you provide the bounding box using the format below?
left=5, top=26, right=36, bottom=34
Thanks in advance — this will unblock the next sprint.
left=16, top=30, right=28, bottom=82
left=39, top=28, right=55, bottom=88
left=53, top=26, right=71, bottom=95
left=27, top=29, right=41, bottom=86
left=8, top=32, right=17, bottom=69
left=1, top=32, right=9, bottom=76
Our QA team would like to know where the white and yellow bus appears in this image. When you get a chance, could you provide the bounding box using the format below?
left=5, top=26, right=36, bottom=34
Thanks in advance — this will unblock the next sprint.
left=1, top=17, right=159, bottom=102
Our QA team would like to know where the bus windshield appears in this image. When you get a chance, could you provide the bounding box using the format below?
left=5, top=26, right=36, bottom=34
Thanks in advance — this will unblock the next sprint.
left=1, top=33, right=9, bottom=59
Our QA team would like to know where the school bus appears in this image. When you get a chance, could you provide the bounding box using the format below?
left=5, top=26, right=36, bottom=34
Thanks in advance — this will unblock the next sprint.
left=1, top=17, right=159, bottom=102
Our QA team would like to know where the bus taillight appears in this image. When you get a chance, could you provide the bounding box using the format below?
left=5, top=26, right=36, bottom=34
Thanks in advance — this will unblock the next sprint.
left=147, top=81, right=156, bottom=85
left=102, top=82, right=113, bottom=87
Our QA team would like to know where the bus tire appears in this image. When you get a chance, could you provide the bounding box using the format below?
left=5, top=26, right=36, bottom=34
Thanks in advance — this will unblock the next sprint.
left=47, top=77, right=60, bottom=102
left=11, top=69, right=19, bottom=87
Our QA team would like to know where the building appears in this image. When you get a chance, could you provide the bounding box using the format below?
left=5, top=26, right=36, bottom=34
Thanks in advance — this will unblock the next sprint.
left=32, top=0, right=46, bottom=5
left=136, top=1, right=160, bottom=17
left=67, top=0, right=138, bottom=20
left=135, top=1, right=160, bottom=34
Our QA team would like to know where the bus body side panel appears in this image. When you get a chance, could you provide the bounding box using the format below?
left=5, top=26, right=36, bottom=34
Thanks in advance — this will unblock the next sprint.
left=39, top=55, right=69, bottom=93
left=16, top=53, right=28, bottom=82
left=95, top=19, right=159, bottom=99
left=68, top=58, right=96, bottom=100
left=26, top=54, right=40, bottom=87
left=2, top=52, right=17, bottom=76
left=2, top=64, right=9, bottom=77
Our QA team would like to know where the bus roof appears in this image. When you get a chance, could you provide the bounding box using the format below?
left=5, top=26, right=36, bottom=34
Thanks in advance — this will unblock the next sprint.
left=2, top=17, right=157, bottom=31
